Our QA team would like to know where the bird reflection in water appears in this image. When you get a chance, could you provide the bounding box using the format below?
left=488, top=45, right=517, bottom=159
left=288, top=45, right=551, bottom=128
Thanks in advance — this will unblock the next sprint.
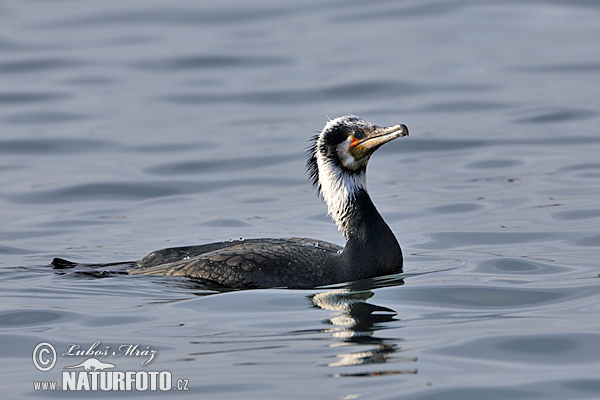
left=307, top=282, right=417, bottom=377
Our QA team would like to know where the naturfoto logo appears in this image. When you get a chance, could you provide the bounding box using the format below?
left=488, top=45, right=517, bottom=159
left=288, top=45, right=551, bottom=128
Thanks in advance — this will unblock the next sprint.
left=32, top=342, right=189, bottom=392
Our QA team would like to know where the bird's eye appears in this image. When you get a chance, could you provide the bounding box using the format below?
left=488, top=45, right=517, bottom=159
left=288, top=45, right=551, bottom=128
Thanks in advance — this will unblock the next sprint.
left=352, top=131, right=362, bottom=139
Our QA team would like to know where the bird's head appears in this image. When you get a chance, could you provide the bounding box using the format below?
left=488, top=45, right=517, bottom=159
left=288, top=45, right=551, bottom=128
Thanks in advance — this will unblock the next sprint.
left=306, top=115, right=409, bottom=229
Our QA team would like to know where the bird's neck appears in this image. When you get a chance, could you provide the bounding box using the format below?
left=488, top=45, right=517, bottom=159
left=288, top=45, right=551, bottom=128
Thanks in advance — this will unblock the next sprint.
left=317, top=157, right=367, bottom=233
left=338, top=188, right=402, bottom=280
left=317, top=162, right=403, bottom=280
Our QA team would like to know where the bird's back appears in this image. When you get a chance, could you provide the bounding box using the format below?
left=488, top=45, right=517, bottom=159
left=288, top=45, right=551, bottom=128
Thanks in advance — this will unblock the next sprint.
left=129, top=238, right=343, bottom=288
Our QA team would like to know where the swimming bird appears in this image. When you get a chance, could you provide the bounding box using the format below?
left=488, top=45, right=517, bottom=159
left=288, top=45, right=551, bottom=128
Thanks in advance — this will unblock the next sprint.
left=53, top=116, right=408, bottom=289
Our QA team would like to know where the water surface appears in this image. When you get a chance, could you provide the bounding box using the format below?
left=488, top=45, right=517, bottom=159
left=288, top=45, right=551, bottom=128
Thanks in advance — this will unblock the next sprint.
left=1, top=1, right=599, bottom=399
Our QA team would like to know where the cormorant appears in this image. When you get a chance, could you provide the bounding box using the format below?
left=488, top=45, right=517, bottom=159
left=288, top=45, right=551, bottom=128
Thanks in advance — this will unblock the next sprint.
left=52, top=116, right=409, bottom=289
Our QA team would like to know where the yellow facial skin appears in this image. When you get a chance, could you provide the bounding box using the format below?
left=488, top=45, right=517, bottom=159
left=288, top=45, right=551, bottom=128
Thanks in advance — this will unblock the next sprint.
left=350, top=124, right=409, bottom=160
left=337, top=124, right=409, bottom=171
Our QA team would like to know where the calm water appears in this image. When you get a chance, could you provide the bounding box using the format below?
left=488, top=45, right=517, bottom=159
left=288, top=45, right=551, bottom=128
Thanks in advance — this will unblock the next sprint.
left=1, top=0, right=600, bottom=398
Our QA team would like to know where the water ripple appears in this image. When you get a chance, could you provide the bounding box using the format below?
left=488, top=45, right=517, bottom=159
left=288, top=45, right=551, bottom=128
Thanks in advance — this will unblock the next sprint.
left=437, top=333, right=600, bottom=365
left=0, top=92, right=70, bottom=104
left=0, top=310, right=64, bottom=327
left=394, top=285, right=564, bottom=309
left=9, top=178, right=302, bottom=204
left=515, top=62, right=600, bottom=73
left=0, top=138, right=112, bottom=154
left=37, top=7, right=293, bottom=28
left=0, top=58, right=87, bottom=73
left=478, top=258, right=574, bottom=276
left=511, top=107, right=597, bottom=124
left=3, top=111, right=91, bottom=124
left=162, top=81, right=429, bottom=105
left=145, top=154, right=296, bottom=176
left=420, top=231, right=560, bottom=249
left=552, top=208, right=600, bottom=221
left=134, top=55, right=290, bottom=71
left=419, top=100, right=511, bottom=113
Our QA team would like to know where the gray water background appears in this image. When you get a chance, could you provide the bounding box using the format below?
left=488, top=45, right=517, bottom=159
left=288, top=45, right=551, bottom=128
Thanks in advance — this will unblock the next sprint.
left=1, top=0, right=599, bottom=398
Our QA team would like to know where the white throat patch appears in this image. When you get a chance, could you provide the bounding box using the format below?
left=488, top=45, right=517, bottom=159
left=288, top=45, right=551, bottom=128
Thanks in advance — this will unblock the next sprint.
left=316, top=151, right=366, bottom=234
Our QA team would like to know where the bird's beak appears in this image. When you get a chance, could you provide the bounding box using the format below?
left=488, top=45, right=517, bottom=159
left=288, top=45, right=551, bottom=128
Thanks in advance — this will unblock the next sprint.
left=350, top=124, right=409, bottom=161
